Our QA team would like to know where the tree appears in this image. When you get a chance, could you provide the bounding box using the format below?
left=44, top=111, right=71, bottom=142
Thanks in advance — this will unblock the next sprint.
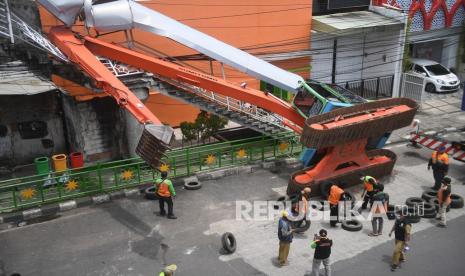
left=195, top=111, right=228, bottom=143
left=180, top=121, right=197, bottom=145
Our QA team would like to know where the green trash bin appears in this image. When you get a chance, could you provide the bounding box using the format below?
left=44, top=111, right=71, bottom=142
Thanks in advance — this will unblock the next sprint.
left=34, top=156, right=50, bottom=175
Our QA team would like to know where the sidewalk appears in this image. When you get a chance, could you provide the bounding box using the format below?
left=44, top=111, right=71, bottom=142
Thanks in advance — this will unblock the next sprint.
left=389, top=90, right=465, bottom=143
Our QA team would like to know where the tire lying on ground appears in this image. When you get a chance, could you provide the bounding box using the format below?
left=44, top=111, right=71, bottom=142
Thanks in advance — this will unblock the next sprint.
left=184, top=181, right=202, bottom=190
left=221, top=232, right=236, bottom=254
left=450, top=194, right=464, bottom=209
left=420, top=202, right=436, bottom=218
left=144, top=186, right=158, bottom=200
left=292, top=219, right=311, bottom=233
left=421, top=189, right=437, bottom=202
left=406, top=206, right=421, bottom=223
left=405, top=197, right=424, bottom=207
left=341, top=219, right=363, bottom=232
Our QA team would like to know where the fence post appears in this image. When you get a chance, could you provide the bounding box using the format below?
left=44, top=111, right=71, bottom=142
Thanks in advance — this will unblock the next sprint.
left=376, top=77, right=380, bottom=99
left=390, top=74, right=395, bottom=97
left=360, top=79, right=365, bottom=98
left=186, top=148, right=190, bottom=176
left=97, top=163, right=103, bottom=191
left=261, top=135, right=265, bottom=161
left=12, top=189, right=17, bottom=209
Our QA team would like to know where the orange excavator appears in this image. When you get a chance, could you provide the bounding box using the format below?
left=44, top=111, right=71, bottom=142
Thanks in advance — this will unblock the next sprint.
left=16, top=0, right=417, bottom=195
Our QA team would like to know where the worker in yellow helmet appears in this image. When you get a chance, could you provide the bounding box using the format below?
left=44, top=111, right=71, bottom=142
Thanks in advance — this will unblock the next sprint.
left=159, top=264, right=177, bottom=276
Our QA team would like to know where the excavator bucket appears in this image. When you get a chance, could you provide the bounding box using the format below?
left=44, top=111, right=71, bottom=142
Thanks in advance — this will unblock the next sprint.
left=288, top=98, right=419, bottom=197
left=136, top=124, right=174, bottom=170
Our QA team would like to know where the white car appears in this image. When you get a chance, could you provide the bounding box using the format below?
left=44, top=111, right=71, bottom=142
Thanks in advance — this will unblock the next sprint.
left=410, top=58, right=460, bottom=93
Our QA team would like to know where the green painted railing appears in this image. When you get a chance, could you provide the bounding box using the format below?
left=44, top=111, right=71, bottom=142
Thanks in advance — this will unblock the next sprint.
left=0, top=132, right=303, bottom=213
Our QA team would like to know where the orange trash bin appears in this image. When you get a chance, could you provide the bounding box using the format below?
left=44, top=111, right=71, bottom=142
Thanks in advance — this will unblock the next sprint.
left=52, top=154, right=68, bottom=172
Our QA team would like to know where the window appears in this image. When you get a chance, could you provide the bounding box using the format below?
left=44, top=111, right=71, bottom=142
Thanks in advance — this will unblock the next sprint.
left=413, top=65, right=427, bottom=75
left=294, top=89, right=321, bottom=116
left=425, top=64, right=450, bottom=76
left=307, top=82, right=342, bottom=103
left=260, top=81, right=291, bottom=101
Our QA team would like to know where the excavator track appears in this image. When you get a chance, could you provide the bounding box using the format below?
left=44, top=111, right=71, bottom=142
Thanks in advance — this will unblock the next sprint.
left=301, top=98, right=418, bottom=149
left=288, top=98, right=418, bottom=197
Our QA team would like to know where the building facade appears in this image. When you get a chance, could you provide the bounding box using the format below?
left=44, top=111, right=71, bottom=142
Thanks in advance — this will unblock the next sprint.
left=374, top=0, right=465, bottom=73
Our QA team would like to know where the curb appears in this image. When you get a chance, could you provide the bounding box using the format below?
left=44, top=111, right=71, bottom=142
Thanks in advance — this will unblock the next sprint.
left=0, top=158, right=302, bottom=226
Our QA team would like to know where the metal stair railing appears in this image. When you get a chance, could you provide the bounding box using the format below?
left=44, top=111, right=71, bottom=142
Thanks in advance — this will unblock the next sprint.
left=0, top=0, right=68, bottom=62
left=154, top=75, right=289, bottom=131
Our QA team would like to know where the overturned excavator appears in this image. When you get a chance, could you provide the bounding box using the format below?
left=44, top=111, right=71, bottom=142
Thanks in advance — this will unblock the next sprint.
left=8, top=0, right=417, bottom=196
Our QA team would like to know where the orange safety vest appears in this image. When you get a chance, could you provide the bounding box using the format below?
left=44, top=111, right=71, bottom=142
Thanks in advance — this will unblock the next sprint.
left=157, top=180, right=171, bottom=197
left=431, top=151, right=449, bottom=165
left=328, top=185, right=344, bottom=205
left=437, top=187, right=452, bottom=206
left=362, top=176, right=376, bottom=192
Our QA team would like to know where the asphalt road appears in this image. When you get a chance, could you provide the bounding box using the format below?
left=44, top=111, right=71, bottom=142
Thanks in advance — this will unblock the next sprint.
left=0, top=143, right=464, bottom=275
left=331, top=215, right=465, bottom=276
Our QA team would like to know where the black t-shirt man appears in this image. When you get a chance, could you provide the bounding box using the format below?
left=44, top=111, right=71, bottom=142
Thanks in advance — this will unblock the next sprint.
left=312, top=235, right=333, bottom=259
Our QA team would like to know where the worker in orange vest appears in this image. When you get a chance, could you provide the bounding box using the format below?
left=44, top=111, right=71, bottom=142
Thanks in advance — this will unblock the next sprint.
left=328, top=184, right=345, bottom=227
left=428, top=146, right=449, bottom=190
left=360, top=175, right=377, bottom=210
left=156, top=171, right=177, bottom=219
left=436, top=177, right=452, bottom=227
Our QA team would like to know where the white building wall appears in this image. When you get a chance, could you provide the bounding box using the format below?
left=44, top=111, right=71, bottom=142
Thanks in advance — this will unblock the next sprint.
left=310, top=28, right=402, bottom=84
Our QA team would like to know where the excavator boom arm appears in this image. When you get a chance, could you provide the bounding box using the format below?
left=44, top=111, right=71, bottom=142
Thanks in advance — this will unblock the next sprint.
left=82, top=35, right=305, bottom=128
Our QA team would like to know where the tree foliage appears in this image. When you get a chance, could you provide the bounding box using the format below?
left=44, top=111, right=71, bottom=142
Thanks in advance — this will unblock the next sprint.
left=180, top=111, right=228, bottom=144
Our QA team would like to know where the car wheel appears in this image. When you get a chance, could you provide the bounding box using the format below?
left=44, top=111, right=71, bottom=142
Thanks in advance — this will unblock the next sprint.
left=425, top=83, right=436, bottom=93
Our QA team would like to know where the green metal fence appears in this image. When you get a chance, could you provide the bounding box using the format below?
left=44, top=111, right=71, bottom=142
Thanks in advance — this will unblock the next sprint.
left=0, top=132, right=303, bottom=213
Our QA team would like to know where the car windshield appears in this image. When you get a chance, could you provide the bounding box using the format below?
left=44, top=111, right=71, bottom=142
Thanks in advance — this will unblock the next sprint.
left=425, top=64, right=450, bottom=76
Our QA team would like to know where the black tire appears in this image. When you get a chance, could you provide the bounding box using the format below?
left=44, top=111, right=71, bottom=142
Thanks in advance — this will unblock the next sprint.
left=422, top=212, right=437, bottom=219
left=405, top=197, right=424, bottom=207
left=421, top=202, right=436, bottom=215
left=406, top=206, right=421, bottom=223
left=341, top=219, right=363, bottom=232
left=292, top=219, right=311, bottom=233
left=144, top=186, right=158, bottom=200
left=421, top=190, right=437, bottom=202
left=425, top=83, right=436, bottom=93
left=450, top=194, right=464, bottom=209
left=387, top=204, right=396, bottom=220
left=184, top=181, right=202, bottom=190
left=221, top=232, right=236, bottom=254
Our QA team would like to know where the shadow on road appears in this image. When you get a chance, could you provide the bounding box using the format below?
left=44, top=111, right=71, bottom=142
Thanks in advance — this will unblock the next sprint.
left=100, top=203, right=166, bottom=260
